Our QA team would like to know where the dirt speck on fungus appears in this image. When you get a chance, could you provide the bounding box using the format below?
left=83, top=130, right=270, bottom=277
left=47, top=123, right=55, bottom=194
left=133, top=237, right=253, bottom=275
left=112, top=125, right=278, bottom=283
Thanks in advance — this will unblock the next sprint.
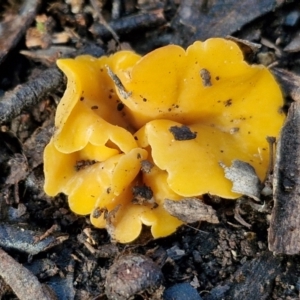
left=169, top=125, right=197, bottom=140
left=200, top=68, right=212, bottom=87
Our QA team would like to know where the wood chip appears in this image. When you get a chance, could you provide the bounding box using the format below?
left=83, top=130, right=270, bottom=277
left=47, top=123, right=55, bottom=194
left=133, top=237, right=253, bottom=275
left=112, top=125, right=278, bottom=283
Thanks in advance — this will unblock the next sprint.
left=164, top=198, right=219, bottom=224
left=105, top=254, right=164, bottom=300
left=269, top=102, right=300, bottom=254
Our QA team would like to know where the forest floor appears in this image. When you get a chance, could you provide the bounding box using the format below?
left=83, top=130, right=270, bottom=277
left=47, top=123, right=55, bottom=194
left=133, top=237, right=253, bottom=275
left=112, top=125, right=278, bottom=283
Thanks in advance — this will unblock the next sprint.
left=1, top=0, right=300, bottom=299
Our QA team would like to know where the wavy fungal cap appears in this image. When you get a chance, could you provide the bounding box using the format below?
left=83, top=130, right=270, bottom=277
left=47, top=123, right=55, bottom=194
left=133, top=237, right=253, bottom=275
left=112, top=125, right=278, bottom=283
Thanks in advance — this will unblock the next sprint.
left=44, top=38, right=285, bottom=243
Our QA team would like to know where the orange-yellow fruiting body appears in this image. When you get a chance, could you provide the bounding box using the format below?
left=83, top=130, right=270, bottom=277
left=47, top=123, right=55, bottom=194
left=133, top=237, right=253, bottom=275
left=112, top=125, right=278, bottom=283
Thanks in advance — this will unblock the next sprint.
left=44, top=38, right=285, bottom=243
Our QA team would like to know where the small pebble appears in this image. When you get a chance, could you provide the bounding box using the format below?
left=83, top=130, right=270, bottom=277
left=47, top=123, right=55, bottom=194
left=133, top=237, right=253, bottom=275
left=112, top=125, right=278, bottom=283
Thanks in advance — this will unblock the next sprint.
left=284, top=11, right=300, bottom=27
left=163, top=283, right=202, bottom=300
left=105, top=254, right=164, bottom=300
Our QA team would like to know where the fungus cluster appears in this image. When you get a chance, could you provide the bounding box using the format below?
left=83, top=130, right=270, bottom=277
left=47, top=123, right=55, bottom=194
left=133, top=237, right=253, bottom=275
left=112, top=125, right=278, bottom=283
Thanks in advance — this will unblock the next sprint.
left=44, top=38, right=285, bottom=243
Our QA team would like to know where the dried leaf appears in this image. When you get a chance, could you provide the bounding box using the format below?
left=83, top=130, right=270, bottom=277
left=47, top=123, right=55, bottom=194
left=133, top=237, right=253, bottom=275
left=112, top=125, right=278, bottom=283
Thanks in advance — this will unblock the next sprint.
left=172, top=0, right=282, bottom=47
left=220, top=160, right=262, bottom=201
left=0, top=224, right=68, bottom=256
left=271, top=68, right=300, bottom=102
left=284, top=33, right=300, bottom=52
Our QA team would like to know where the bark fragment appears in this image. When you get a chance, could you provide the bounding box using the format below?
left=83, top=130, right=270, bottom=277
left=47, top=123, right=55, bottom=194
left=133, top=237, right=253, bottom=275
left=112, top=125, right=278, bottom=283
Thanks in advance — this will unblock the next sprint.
left=269, top=102, right=300, bottom=254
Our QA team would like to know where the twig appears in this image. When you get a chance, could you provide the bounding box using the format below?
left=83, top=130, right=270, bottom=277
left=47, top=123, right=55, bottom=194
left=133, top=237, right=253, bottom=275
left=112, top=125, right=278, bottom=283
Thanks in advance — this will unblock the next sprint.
left=0, top=0, right=41, bottom=64
left=90, top=9, right=166, bottom=39
left=0, top=67, right=64, bottom=124
left=0, top=247, right=57, bottom=300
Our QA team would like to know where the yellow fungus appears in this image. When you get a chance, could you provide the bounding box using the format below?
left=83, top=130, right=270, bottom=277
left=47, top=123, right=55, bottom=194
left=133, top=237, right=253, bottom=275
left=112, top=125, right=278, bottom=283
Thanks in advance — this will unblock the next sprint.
left=44, top=38, right=285, bottom=243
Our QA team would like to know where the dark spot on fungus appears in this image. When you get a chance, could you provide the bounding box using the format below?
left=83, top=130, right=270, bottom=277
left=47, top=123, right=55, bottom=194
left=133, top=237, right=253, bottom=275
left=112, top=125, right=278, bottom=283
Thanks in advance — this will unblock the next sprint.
left=278, top=106, right=284, bottom=114
left=92, top=207, right=108, bottom=219
left=224, top=99, right=232, bottom=107
left=141, top=160, right=154, bottom=173
left=229, top=127, right=239, bottom=134
left=169, top=125, right=197, bottom=141
left=132, top=185, right=157, bottom=208
left=80, top=97, right=84, bottom=101
left=216, top=76, right=220, bottom=80
left=137, top=153, right=141, bottom=159
left=200, top=68, right=212, bottom=87
left=91, top=105, right=98, bottom=110
left=107, top=187, right=111, bottom=194
left=140, top=95, right=147, bottom=102
left=134, top=136, right=138, bottom=140
left=117, top=103, right=124, bottom=111
left=75, top=159, right=97, bottom=171
left=132, top=185, right=153, bottom=201
left=92, top=208, right=101, bottom=218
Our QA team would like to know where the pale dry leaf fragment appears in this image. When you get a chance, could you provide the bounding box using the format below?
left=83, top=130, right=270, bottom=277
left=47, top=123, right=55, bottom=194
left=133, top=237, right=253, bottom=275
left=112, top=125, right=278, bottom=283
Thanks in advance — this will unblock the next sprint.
left=163, top=198, right=219, bottom=224
left=220, top=160, right=262, bottom=201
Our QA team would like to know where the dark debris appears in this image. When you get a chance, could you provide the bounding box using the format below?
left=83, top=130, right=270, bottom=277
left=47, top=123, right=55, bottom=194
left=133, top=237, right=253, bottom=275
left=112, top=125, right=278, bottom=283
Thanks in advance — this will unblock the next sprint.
left=169, top=125, right=197, bottom=141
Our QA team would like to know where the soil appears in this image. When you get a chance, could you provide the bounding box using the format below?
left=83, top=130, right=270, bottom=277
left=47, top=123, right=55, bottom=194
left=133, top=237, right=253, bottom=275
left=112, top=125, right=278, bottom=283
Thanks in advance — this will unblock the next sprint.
left=1, top=0, right=300, bottom=299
